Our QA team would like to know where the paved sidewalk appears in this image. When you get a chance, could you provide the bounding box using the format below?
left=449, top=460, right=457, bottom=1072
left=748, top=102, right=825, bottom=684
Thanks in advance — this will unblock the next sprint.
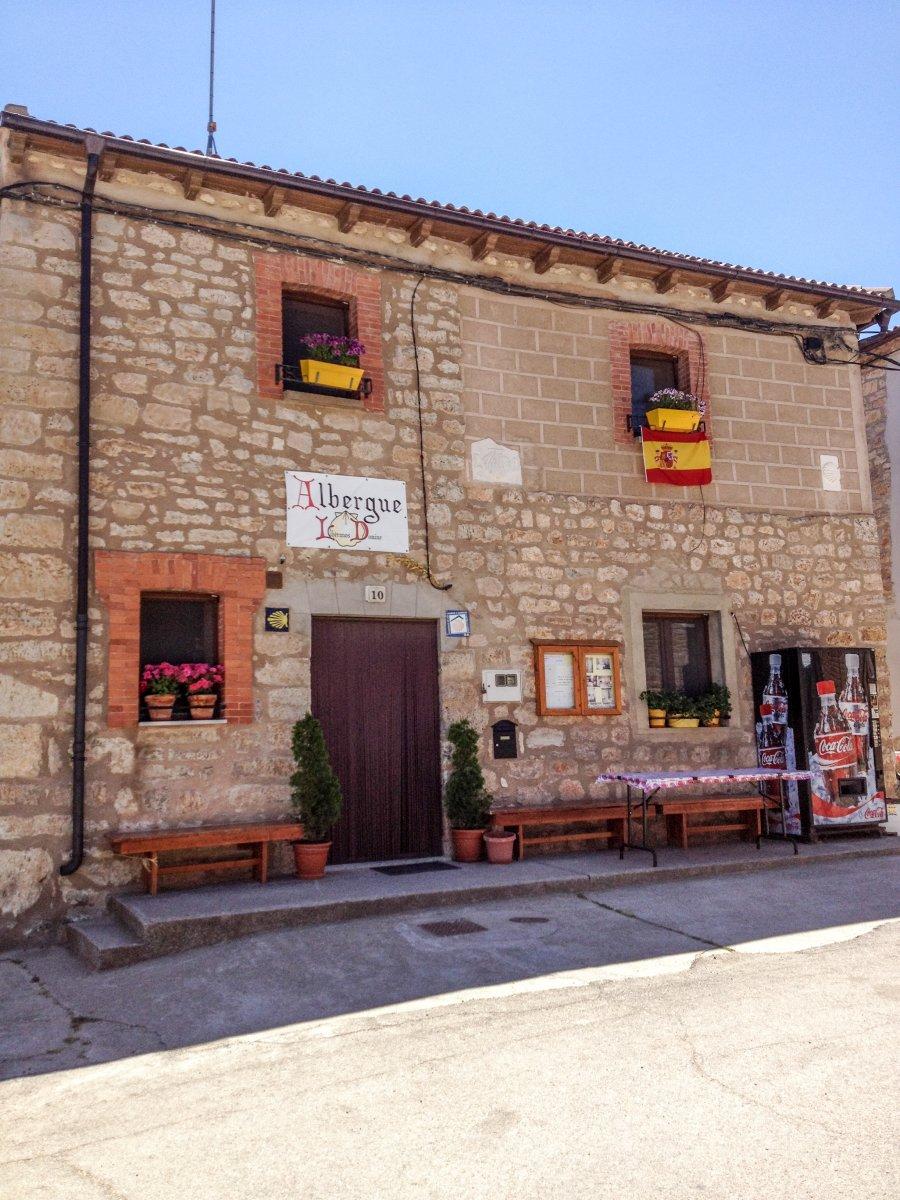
left=68, top=829, right=900, bottom=967
left=1, top=855, right=898, bottom=1199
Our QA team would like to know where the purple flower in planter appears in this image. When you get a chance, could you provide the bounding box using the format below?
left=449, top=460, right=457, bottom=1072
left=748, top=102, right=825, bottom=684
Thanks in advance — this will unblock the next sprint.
left=300, top=333, right=366, bottom=366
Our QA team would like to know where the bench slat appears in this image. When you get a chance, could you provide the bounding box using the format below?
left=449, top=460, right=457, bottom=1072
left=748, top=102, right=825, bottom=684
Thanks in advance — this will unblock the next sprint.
left=109, top=822, right=301, bottom=854
left=491, top=805, right=630, bottom=824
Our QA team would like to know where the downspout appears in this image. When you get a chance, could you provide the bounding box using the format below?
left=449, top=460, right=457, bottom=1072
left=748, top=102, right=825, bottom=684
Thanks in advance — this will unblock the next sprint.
left=60, top=134, right=104, bottom=876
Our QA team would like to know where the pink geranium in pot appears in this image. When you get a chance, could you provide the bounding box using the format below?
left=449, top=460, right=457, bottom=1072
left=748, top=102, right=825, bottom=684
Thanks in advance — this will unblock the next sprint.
left=140, top=663, right=181, bottom=721
left=176, top=663, right=224, bottom=720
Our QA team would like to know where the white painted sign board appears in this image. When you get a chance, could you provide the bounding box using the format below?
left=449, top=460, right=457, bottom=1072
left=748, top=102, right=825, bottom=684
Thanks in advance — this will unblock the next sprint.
left=285, top=471, right=409, bottom=552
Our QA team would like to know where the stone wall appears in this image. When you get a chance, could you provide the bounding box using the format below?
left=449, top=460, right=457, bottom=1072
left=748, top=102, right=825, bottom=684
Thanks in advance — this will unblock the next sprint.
left=0, top=154, right=892, bottom=946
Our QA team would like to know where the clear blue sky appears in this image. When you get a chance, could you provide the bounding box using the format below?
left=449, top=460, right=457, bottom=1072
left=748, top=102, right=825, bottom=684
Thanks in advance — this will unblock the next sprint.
left=6, top=1, right=899, bottom=303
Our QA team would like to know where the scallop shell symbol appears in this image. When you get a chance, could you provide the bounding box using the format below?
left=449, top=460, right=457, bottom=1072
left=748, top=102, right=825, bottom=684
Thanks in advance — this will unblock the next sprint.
left=327, top=510, right=365, bottom=548
left=267, top=609, right=289, bottom=630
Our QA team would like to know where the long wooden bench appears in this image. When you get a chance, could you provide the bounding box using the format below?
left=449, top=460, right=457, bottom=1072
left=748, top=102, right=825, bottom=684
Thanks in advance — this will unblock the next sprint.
left=108, top=822, right=303, bottom=895
left=653, top=796, right=768, bottom=850
left=490, top=805, right=630, bottom=861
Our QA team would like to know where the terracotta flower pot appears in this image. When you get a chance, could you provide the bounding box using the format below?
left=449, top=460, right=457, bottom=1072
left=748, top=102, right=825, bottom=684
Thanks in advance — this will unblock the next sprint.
left=188, top=693, right=217, bottom=720
left=450, top=828, right=484, bottom=863
left=293, top=841, right=331, bottom=880
left=145, top=694, right=176, bottom=721
left=484, top=830, right=516, bottom=864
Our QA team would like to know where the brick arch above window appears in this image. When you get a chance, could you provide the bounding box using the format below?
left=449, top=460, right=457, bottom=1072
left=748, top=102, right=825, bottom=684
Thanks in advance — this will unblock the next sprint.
left=253, top=251, right=385, bottom=412
left=94, top=550, right=266, bottom=728
left=609, top=319, right=709, bottom=446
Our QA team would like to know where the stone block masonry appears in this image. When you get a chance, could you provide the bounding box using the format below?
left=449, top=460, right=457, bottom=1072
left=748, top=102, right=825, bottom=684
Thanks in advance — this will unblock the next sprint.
left=0, top=151, right=892, bottom=947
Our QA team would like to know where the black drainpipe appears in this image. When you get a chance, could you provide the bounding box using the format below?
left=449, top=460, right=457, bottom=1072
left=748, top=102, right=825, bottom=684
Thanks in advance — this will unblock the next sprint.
left=61, top=134, right=104, bottom=877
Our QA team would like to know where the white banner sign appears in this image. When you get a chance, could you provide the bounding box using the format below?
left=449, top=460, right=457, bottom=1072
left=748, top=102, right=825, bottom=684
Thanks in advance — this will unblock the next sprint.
left=285, top=471, right=409, bottom=553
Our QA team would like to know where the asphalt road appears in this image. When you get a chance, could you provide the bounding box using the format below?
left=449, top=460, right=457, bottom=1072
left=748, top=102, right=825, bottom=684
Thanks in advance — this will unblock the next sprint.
left=1, top=856, right=898, bottom=1199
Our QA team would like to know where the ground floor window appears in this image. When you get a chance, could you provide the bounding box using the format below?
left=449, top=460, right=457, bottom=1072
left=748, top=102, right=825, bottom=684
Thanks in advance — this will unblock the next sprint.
left=139, top=594, right=220, bottom=721
left=642, top=612, right=712, bottom=697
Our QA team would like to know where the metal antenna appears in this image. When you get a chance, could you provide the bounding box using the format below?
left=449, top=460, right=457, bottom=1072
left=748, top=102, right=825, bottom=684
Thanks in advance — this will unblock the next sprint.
left=206, top=0, right=218, bottom=156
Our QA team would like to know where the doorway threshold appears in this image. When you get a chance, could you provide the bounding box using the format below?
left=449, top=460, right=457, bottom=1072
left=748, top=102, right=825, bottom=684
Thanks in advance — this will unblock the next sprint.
left=372, top=860, right=460, bottom=877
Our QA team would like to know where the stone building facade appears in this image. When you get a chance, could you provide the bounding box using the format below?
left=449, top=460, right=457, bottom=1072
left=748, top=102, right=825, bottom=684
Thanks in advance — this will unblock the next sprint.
left=0, top=107, right=896, bottom=946
left=861, top=328, right=900, bottom=757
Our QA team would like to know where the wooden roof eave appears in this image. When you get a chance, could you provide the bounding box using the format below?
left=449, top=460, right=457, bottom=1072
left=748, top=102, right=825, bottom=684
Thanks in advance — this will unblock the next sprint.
left=5, top=116, right=896, bottom=324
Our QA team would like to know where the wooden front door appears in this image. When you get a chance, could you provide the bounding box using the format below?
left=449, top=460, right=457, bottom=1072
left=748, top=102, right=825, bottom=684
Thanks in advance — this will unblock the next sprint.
left=311, top=617, right=442, bottom=863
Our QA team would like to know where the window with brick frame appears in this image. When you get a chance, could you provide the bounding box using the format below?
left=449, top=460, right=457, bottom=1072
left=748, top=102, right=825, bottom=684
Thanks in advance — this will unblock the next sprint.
left=282, top=296, right=350, bottom=392
left=139, top=594, right=220, bottom=721
left=254, top=252, right=385, bottom=412
left=629, top=350, right=679, bottom=436
left=95, top=551, right=266, bottom=728
left=609, top=320, right=708, bottom=446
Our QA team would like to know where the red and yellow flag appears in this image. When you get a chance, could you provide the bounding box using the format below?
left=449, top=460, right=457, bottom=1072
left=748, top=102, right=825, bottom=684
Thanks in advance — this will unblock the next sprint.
left=641, top=428, right=712, bottom=486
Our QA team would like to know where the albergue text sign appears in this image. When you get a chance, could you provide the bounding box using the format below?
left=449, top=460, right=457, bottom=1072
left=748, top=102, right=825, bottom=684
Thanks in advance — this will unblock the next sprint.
left=285, top=471, right=409, bottom=552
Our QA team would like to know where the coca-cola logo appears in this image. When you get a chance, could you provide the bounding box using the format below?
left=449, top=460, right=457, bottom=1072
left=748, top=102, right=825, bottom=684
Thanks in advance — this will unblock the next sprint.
left=816, top=733, right=855, bottom=763
left=760, top=748, right=785, bottom=768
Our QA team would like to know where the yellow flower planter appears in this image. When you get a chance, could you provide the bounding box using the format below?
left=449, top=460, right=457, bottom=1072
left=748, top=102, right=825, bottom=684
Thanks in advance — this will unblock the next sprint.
left=648, top=707, right=667, bottom=728
left=298, top=359, right=364, bottom=392
left=645, top=407, right=701, bottom=432
left=667, top=717, right=700, bottom=728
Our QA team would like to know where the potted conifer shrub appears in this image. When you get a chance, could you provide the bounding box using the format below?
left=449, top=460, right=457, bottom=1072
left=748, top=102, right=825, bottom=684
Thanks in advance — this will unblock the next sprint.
left=290, top=713, right=343, bottom=879
left=444, top=719, right=491, bottom=862
left=645, top=388, right=702, bottom=432
left=298, top=333, right=366, bottom=393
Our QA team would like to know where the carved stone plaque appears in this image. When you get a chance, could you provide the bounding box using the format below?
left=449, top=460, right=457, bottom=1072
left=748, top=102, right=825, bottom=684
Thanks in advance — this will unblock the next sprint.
left=470, top=438, right=523, bottom=486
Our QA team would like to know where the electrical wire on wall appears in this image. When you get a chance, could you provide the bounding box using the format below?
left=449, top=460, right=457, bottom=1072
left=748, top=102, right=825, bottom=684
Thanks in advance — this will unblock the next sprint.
left=732, top=611, right=752, bottom=658
left=1, top=179, right=881, bottom=347
left=410, top=276, right=452, bottom=592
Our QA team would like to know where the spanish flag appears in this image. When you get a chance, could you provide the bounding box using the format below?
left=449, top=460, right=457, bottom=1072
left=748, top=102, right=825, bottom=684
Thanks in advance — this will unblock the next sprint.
left=641, top=428, right=712, bottom=486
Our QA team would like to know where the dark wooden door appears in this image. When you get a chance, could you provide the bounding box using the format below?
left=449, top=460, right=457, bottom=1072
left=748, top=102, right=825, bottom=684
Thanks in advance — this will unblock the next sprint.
left=311, top=617, right=442, bottom=863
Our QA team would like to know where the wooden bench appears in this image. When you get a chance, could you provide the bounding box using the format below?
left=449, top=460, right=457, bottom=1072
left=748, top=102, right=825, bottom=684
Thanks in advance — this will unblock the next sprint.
left=490, top=805, right=630, bottom=861
left=653, top=796, right=768, bottom=850
left=108, top=822, right=303, bottom=895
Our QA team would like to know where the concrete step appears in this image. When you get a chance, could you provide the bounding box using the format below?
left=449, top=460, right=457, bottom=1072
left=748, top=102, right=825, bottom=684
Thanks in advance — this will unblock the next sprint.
left=66, top=916, right=147, bottom=970
left=68, top=837, right=900, bottom=970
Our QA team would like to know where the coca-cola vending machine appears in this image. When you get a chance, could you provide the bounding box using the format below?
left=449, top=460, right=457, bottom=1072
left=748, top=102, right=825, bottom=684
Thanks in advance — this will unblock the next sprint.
left=751, top=647, right=887, bottom=840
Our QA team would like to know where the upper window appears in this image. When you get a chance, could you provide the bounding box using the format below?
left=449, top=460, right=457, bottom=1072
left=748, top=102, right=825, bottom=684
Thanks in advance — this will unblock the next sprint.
left=642, top=612, right=711, bottom=697
left=282, top=295, right=349, bottom=391
left=534, top=642, right=622, bottom=716
left=630, top=351, right=678, bottom=436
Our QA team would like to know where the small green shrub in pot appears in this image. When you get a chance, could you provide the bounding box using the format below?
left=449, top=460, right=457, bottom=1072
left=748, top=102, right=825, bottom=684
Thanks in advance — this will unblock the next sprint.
left=290, top=713, right=343, bottom=878
left=445, top=719, right=492, bottom=861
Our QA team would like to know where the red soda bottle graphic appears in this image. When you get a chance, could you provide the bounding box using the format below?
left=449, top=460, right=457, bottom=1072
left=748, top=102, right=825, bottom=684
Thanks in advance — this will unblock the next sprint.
left=814, top=680, right=856, bottom=804
left=762, top=653, right=788, bottom=726
left=758, top=703, right=786, bottom=801
left=838, top=652, right=869, bottom=775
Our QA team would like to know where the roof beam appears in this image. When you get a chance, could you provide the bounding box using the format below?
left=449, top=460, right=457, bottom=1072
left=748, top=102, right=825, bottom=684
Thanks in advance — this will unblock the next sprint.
left=261, top=185, right=287, bottom=216
left=595, top=256, right=623, bottom=285
left=710, top=279, right=738, bottom=303
left=764, top=288, right=789, bottom=311
left=183, top=169, right=204, bottom=200
left=408, top=217, right=432, bottom=247
left=532, top=245, right=561, bottom=275
left=654, top=268, right=681, bottom=294
left=97, top=151, right=118, bottom=182
left=337, top=201, right=362, bottom=232
left=815, top=298, right=841, bottom=319
left=6, top=131, right=27, bottom=166
left=470, top=231, right=498, bottom=261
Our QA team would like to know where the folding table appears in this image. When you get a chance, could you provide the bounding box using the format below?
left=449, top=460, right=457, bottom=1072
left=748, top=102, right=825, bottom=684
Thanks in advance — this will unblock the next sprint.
left=594, top=767, right=812, bottom=867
